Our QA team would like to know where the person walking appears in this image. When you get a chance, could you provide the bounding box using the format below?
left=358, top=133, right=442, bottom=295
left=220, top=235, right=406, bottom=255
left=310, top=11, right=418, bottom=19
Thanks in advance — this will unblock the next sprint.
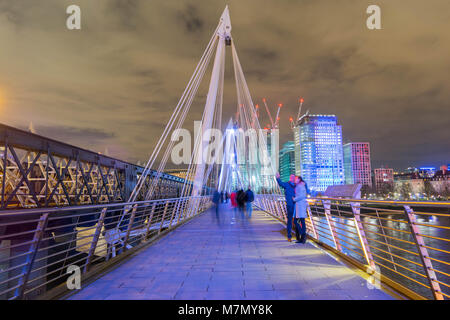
left=230, top=190, right=237, bottom=210
left=245, top=186, right=255, bottom=218
left=212, top=190, right=220, bottom=213
left=212, top=189, right=221, bottom=224
left=276, top=172, right=296, bottom=242
left=293, top=176, right=310, bottom=243
left=236, top=189, right=246, bottom=213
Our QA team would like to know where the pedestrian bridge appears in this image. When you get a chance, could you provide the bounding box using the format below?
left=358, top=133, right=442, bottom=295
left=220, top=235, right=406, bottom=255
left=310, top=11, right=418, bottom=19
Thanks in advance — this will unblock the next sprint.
left=1, top=6, right=449, bottom=301
left=1, top=195, right=449, bottom=300
left=67, top=204, right=394, bottom=300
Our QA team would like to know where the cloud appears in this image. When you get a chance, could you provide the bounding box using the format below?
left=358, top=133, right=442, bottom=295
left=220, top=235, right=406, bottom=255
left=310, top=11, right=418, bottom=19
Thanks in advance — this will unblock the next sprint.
left=0, top=0, right=449, bottom=170
left=177, top=4, right=205, bottom=33
left=35, top=125, right=115, bottom=144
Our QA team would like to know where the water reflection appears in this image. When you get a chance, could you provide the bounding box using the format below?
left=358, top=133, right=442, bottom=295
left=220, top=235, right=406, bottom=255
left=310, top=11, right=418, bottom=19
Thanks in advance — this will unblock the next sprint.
left=309, top=211, right=449, bottom=299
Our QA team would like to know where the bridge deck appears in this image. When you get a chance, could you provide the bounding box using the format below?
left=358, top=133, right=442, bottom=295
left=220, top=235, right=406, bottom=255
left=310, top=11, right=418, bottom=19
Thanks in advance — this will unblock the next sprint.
left=68, top=204, right=395, bottom=300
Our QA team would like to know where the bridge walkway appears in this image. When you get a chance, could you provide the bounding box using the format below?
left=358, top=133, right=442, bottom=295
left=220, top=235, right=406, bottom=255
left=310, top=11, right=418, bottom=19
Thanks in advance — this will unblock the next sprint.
left=67, top=203, right=395, bottom=300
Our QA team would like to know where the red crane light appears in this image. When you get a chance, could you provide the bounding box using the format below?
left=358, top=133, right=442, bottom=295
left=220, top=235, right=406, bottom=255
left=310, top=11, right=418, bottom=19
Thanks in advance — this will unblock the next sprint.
left=300, top=98, right=304, bottom=103
left=262, top=98, right=266, bottom=102
left=255, top=104, right=259, bottom=109
left=278, top=103, right=283, bottom=108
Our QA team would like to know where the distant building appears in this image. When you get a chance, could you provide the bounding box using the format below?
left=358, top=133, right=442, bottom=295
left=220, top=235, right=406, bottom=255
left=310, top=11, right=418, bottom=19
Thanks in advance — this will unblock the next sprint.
left=259, top=129, right=278, bottom=191
left=293, top=114, right=345, bottom=192
left=374, top=167, right=394, bottom=191
left=279, top=141, right=295, bottom=182
left=432, top=165, right=449, bottom=181
left=343, top=142, right=372, bottom=187
left=418, top=167, right=437, bottom=178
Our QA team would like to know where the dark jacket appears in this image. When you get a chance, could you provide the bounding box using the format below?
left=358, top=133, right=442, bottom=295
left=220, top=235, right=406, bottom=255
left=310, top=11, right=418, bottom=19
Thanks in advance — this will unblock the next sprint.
left=276, top=177, right=296, bottom=209
left=236, top=190, right=247, bottom=207
left=212, top=191, right=220, bottom=204
left=245, top=189, right=254, bottom=203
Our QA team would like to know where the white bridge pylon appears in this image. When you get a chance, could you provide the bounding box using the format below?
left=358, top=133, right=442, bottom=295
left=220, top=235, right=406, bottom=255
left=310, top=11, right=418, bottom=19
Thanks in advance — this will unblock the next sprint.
left=128, top=6, right=286, bottom=220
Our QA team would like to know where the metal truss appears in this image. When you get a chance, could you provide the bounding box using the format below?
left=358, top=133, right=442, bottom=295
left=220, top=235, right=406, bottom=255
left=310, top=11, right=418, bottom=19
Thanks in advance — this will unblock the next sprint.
left=0, top=124, right=187, bottom=209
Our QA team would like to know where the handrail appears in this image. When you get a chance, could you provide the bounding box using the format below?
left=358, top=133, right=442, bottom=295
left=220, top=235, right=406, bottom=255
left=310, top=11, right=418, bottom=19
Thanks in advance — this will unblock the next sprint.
left=309, top=197, right=450, bottom=208
left=0, top=196, right=190, bottom=216
left=0, top=195, right=212, bottom=300
left=255, top=194, right=450, bottom=300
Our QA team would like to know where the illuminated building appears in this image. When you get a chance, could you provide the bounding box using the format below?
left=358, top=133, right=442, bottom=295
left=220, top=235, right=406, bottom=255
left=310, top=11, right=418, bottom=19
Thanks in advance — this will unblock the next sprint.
left=293, top=115, right=345, bottom=192
left=374, top=167, right=394, bottom=191
left=343, top=142, right=372, bottom=187
left=418, top=167, right=436, bottom=178
left=279, top=141, right=295, bottom=182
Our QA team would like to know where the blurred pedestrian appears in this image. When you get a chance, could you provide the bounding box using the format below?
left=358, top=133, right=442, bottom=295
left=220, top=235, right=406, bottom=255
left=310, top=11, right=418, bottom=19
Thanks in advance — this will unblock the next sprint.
left=237, top=189, right=246, bottom=212
left=230, top=190, right=237, bottom=211
left=212, top=190, right=221, bottom=223
left=245, top=186, right=255, bottom=218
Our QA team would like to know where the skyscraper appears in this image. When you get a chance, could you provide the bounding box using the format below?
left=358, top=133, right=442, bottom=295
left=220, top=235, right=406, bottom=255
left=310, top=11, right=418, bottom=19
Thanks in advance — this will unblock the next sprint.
left=343, top=142, right=372, bottom=187
left=279, top=141, right=295, bottom=182
left=293, top=115, right=345, bottom=192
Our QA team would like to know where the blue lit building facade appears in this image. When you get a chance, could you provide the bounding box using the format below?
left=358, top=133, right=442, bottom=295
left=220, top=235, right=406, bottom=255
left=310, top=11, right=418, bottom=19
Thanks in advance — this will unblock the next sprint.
left=293, top=115, right=345, bottom=192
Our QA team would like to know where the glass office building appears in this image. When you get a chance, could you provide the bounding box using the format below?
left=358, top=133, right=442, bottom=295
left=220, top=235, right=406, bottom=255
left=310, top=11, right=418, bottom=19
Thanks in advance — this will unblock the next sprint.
left=343, top=142, right=372, bottom=187
left=279, top=141, right=295, bottom=182
left=293, top=115, right=345, bottom=192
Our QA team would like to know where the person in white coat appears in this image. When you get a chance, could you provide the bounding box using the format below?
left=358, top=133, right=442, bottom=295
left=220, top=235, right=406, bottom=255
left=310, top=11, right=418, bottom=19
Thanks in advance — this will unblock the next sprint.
left=293, top=176, right=310, bottom=243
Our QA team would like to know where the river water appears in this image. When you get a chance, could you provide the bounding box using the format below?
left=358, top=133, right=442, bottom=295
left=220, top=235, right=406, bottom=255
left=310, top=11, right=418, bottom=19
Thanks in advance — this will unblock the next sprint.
left=308, top=208, right=449, bottom=300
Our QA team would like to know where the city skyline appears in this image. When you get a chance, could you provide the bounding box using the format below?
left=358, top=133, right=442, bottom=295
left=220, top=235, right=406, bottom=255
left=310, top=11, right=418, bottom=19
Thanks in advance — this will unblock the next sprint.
left=0, top=1, right=449, bottom=170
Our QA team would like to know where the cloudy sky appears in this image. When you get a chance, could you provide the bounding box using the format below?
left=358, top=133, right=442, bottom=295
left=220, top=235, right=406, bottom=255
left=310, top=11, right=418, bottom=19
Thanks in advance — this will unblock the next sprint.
left=0, top=0, right=449, bottom=170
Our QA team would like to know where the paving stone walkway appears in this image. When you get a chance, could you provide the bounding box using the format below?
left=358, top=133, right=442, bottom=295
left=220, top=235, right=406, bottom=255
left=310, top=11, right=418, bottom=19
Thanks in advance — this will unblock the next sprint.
left=68, top=204, right=395, bottom=300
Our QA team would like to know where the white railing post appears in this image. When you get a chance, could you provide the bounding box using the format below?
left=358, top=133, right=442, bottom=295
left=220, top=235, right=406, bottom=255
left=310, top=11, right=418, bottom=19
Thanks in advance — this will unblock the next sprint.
left=158, top=201, right=170, bottom=234
left=350, top=202, right=376, bottom=270
left=404, top=205, right=443, bottom=300
left=84, top=207, right=107, bottom=273
left=143, top=202, right=156, bottom=240
left=176, top=198, right=186, bottom=224
left=306, top=205, right=318, bottom=240
left=168, top=199, right=179, bottom=229
left=322, top=199, right=342, bottom=251
left=123, top=204, right=137, bottom=250
left=15, top=213, right=49, bottom=299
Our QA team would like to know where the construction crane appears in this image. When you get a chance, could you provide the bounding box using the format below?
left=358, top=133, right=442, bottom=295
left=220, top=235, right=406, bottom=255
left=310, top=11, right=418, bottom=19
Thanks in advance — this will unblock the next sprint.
left=251, top=103, right=260, bottom=127
left=274, top=103, right=282, bottom=128
left=262, top=98, right=275, bottom=129
left=296, top=97, right=304, bottom=122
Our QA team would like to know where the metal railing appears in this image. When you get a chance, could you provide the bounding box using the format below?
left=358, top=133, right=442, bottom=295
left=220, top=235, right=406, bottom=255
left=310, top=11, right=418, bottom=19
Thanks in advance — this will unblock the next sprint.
left=0, top=196, right=212, bottom=300
left=255, top=195, right=450, bottom=300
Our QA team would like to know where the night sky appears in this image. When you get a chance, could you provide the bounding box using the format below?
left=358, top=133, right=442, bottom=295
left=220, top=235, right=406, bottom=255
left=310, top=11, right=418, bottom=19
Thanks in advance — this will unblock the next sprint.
left=0, top=0, right=449, bottom=170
